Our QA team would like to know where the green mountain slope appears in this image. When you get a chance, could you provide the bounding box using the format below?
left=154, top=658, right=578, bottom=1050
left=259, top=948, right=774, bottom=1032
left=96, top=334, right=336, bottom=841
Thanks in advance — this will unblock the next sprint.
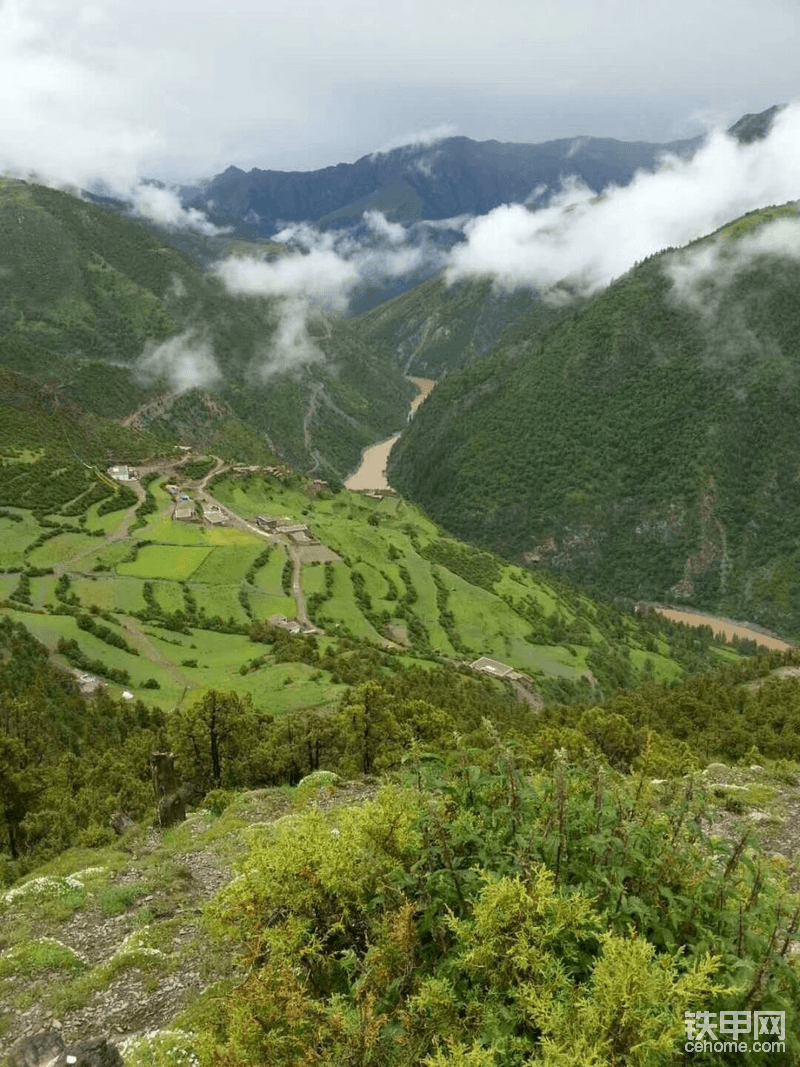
left=0, top=179, right=412, bottom=476
left=354, top=272, right=578, bottom=375
left=390, top=201, right=800, bottom=637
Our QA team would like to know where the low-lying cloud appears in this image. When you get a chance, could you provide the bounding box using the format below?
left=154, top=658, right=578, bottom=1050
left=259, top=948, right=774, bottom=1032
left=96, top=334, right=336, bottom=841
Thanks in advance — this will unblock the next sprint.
left=371, top=124, right=456, bottom=157
left=217, top=213, right=445, bottom=377
left=669, top=216, right=800, bottom=298
left=130, top=184, right=230, bottom=235
left=135, top=331, right=221, bottom=393
left=664, top=214, right=800, bottom=374
left=447, top=102, right=800, bottom=294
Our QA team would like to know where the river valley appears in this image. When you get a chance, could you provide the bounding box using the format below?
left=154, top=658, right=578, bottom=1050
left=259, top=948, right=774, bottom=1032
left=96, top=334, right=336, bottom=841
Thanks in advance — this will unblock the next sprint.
left=344, top=377, right=436, bottom=491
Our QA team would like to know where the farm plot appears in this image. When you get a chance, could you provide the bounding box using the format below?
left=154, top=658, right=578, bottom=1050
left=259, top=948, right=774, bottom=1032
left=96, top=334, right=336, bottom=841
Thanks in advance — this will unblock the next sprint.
left=1, top=608, right=174, bottom=697
left=249, top=590, right=297, bottom=619
left=71, top=576, right=147, bottom=614
left=0, top=511, right=40, bottom=567
left=79, top=541, right=134, bottom=573
left=253, top=551, right=290, bottom=596
left=149, top=580, right=185, bottom=614
left=0, top=575, right=19, bottom=600
left=30, top=575, right=57, bottom=609
left=27, top=532, right=97, bottom=568
left=400, top=553, right=456, bottom=656
left=192, top=546, right=264, bottom=586
left=301, top=564, right=326, bottom=598
left=234, top=661, right=344, bottom=714
left=315, top=564, right=383, bottom=643
left=140, top=517, right=210, bottom=545
left=84, top=502, right=130, bottom=535
left=191, top=585, right=250, bottom=625
left=118, top=545, right=210, bottom=581
left=440, top=568, right=588, bottom=676
left=493, top=567, right=566, bottom=620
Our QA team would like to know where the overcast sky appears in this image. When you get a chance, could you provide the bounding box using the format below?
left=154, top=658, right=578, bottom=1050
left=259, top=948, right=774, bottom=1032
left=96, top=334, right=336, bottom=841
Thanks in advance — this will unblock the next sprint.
left=0, top=0, right=798, bottom=187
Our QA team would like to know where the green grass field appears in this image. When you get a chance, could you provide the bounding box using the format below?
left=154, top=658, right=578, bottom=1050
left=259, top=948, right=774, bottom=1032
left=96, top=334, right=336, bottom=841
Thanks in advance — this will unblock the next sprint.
left=27, top=532, right=96, bottom=568
left=192, top=546, right=263, bottom=586
left=0, top=466, right=744, bottom=723
left=84, top=504, right=129, bottom=535
left=71, top=576, right=147, bottom=614
left=191, top=585, right=249, bottom=625
left=117, top=545, right=211, bottom=581
left=316, top=563, right=384, bottom=643
left=254, top=550, right=289, bottom=596
left=0, top=511, right=40, bottom=567
left=250, top=590, right=297, bottom=619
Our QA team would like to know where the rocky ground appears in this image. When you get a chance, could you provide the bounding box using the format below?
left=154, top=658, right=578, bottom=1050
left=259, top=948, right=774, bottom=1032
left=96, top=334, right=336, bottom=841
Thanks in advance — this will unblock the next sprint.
left=0, top=776, right=378, bottom=1065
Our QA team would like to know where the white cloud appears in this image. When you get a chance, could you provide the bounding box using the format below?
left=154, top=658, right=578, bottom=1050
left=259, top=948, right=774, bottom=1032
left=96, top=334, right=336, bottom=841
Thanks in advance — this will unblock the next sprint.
left=130, top=184, right=230, bottom=235
left=218, top=247, right=359, bottom=312
left=135, top=331, right=221, bottom=393
left=364, top=210, right=406, bottom=244
left=254, top=298, right=326, bottom=380
left=668, top=215, right=800, bottom=309
left=216, top=211, right=444, bottom=375
left=0, top=0, right=798, bottom=182
left=371, top=124, right=457, bottom=157
left=0, top=0, right=159, bottom=189
left=447, top=102, right=800, bottom=294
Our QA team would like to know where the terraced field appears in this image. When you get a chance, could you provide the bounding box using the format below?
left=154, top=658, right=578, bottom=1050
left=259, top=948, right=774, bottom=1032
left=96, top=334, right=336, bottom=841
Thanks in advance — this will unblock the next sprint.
left=211, top=473, right=700, bottom=690
left=0, top=452, right=738, bottom=715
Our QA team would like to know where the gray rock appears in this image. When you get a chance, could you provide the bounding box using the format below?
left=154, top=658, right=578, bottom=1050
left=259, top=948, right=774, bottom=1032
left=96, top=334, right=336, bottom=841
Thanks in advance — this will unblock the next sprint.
left=8, top=1034, right=123, bottom=1067
left=8, top=1030, right=64, bottom=1067
left=109, top=812, right=135, bottom=836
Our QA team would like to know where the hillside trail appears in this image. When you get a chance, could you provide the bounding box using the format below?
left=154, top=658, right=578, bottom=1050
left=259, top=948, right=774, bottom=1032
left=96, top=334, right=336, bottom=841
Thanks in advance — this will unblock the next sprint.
left=119, top=391, right=182, bottom=430
left=286, top=543, right=313, bottom=628
left=116, top=614, right=189, bottom=692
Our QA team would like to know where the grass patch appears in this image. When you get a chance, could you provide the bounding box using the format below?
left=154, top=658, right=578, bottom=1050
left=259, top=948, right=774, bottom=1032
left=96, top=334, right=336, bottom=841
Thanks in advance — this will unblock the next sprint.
left=191, top=546, right=263, bottom=586
left=27, top=532, right=95, bottom=568
left=0, top=938, right=87, bottom=978
left=118, top=545, right=211, bottom=581
left=97, top=881, right=151, bottom=916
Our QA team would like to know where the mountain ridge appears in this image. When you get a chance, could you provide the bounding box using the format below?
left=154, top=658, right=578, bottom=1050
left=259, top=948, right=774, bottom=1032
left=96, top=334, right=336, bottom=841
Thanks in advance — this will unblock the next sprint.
left=179, top=106, right=784, bottom=237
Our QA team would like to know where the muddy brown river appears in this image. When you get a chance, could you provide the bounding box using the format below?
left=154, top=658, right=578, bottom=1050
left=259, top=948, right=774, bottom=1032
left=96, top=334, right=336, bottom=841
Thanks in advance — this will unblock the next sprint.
left=344, top=377, right=436, bottom=491
left=655, top=607, right=794, bottom=650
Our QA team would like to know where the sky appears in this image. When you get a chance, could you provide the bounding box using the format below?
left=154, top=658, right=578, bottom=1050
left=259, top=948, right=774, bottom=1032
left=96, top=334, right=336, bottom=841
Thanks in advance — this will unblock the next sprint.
left=0, top=0, right=798, bottom=187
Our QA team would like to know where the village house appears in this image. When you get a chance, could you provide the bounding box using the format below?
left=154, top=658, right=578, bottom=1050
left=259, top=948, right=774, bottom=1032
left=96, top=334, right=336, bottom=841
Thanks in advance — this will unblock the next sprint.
left=287, top=527, right=319, bottom=546
left=256, top=515, right=291, bottom=531
left=267, top=613, right=303, bottom=635
left=469, top=656, right=520, bottom=680
left=107, top=464, right=138, bottom=482
left=203, top=504, right=227, bottom=526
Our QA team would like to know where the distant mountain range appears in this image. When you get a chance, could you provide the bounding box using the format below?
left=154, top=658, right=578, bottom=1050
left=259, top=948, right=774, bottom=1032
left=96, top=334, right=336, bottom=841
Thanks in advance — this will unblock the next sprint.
left=181, top=134, right=701, bottom=234
left=179, top=107, right=784, bottom=236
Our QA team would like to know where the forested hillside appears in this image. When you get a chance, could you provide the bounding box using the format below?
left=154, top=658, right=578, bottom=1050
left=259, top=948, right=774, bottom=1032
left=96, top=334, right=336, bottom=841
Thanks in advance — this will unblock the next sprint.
left=391, top=202, right=800, bottom=638
left=0, top=179, right=412, bottom=476
left=354, top=274, right=579, bottom=376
